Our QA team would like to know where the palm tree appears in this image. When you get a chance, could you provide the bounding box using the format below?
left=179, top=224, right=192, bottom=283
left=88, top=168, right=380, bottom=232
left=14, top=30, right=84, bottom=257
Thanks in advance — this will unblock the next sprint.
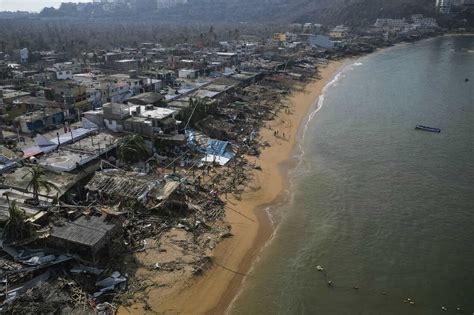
left=117, top=134, right=148, bottom=163
left=2, top=197, right=36, bottom=242
left=23, top=166, right=60, bottom=204
left=184, top=97, right=211, bottom=129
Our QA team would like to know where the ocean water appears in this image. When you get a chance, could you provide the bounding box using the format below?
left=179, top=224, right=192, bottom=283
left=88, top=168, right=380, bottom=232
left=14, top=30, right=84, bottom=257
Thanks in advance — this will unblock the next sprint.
left=230, top=35, right=474, bottom=315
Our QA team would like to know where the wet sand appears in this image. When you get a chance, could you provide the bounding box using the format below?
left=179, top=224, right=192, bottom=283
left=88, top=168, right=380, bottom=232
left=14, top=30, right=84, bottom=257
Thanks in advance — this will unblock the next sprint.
left=120, top=59, right=347, bottom=314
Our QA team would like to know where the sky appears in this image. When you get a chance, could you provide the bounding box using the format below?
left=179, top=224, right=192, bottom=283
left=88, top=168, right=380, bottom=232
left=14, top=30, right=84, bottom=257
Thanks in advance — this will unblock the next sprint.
left=0, top=0, right=91, bottom=12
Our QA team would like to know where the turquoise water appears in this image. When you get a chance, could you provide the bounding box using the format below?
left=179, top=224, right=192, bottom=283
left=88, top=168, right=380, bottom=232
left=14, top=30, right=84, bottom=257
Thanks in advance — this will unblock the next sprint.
left=231, top=35, right=474, bottom=315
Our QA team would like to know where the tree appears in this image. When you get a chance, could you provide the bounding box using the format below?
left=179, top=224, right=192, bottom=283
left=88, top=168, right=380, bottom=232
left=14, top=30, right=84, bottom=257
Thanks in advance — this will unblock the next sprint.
left=183, top=97, right=211, bottom=129
left=1, top=197, right=36, bottom=242
left=117, top=134, right=148, bottom=163
left=23, top=166, right=60, bottom=204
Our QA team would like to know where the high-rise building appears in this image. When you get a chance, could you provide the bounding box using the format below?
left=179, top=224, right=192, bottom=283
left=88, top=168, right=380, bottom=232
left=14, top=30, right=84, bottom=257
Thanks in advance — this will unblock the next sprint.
left=461, top=0, right=474, bottom=7
left=436, top=0, right=454, bottom=14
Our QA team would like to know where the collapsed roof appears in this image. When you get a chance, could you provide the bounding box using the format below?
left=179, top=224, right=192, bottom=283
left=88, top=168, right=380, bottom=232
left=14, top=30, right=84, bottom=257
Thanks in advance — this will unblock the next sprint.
left=85, top=170, right=181, bottom=202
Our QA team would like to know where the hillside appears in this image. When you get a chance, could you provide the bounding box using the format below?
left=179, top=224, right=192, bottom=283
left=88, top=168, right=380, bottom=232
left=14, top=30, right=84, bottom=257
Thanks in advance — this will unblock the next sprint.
left=35, top=0, right=438, bottom=26
left=157, top=0, right=437, bottom=26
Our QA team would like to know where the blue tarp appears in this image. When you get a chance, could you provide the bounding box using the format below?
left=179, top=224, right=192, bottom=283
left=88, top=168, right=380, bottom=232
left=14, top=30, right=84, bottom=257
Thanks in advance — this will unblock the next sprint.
left=201, top=140, right=234, bottom=166
left=185, top=129, right=207, bottom=154
left=186, top=130, right=235, bottom=161
left=207, top=139, right=229, bottom=156
left=207, top=139, right=235, bottom=160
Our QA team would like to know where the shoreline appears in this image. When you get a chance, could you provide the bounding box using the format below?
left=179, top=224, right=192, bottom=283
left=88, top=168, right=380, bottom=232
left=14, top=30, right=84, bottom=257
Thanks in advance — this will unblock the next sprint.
left=201, top=34, right=470, bottom=315
left=149, top=59, right=350, bottom=314
left=120, top=34, right=459, bottom=314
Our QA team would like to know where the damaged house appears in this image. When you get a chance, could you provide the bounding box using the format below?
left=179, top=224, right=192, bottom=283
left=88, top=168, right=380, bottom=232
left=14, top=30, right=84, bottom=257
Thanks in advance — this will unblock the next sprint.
left=85, top=170, right=183, bottom=212
left=48, top=215, right=121, bottom=263
left=84, top=102, right=178, bottom=137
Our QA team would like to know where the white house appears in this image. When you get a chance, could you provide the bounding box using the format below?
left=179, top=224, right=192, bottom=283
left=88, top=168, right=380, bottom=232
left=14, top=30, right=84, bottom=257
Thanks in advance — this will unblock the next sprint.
left=178, top=69, right=199, bottom=79
left=49, top=62, right=82, bottom=80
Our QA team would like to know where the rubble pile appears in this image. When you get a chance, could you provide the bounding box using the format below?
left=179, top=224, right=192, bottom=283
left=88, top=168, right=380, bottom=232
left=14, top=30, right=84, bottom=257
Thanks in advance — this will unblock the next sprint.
left=0, top=28, right=339, bottom=312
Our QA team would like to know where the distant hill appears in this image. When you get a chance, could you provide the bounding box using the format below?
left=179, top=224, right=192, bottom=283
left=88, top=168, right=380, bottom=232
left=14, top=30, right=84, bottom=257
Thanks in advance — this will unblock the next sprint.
left=35, top=0, right=437, bottom=26
left=155, top=0, right=437, bottom=26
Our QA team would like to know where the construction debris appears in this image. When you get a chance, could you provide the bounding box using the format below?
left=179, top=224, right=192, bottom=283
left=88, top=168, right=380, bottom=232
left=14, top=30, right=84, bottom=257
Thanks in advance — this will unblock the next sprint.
left=0, top=34, right=330, bottom=312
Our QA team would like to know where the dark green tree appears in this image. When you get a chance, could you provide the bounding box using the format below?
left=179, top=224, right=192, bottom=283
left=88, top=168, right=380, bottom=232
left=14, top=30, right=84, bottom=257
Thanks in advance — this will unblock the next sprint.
left=117, top=134, right=148, bottom=163
left=2, top=197, right=36, bottom=242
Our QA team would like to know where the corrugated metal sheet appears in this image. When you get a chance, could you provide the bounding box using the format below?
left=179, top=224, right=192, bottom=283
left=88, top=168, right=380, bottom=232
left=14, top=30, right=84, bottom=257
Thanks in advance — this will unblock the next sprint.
left=50, top=215, right=120, bottom=249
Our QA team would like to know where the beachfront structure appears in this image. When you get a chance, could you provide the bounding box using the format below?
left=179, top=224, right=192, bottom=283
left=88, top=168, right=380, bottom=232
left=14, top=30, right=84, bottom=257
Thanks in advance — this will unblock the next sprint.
left=329, top=25, right=349, bottom=39
left=374, top=18, right=410, bottom=31
left=308, top=35, right=335, bottom=49
left=411, top=15, right=438, bottom=28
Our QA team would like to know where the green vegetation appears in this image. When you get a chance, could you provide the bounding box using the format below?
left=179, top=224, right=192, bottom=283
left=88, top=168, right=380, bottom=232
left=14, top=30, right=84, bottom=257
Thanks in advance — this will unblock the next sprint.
left=182, top=97, right=212, bottom=129
left=23, top=166, right=60, bottom=204
left=1, top=199, right=36, bottom=242
left=117, top=134, right=148, bottom=163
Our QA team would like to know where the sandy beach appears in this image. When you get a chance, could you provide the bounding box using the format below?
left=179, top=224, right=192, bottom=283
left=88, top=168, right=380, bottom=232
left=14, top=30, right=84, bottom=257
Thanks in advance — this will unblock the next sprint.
left=120, top=59, right=347, bottom=315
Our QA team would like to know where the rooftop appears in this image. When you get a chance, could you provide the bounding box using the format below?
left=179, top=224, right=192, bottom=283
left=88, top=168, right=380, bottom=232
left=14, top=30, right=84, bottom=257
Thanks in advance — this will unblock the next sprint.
left=128, top=92, right=164, bottom=105
left=50, top=215, right=121, bottom=250
left=131, top=105, right=176, bottom=120
left=85, top=170, right=161, bottom=201
left=37, top=132, right=120, bottom=172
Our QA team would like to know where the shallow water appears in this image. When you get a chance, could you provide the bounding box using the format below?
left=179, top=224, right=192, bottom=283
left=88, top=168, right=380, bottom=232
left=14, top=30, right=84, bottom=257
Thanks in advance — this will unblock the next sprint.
left=231, top=35, right=474, bottom=315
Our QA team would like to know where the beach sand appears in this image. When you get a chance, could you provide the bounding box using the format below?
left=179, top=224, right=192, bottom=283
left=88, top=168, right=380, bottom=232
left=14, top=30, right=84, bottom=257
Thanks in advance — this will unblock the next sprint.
left=120, top=59, right=347, bottom=315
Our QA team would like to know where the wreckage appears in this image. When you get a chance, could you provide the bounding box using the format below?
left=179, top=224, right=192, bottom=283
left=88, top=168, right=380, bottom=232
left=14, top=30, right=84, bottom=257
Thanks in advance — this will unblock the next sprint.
left=0, top=44, right=323, bottom=313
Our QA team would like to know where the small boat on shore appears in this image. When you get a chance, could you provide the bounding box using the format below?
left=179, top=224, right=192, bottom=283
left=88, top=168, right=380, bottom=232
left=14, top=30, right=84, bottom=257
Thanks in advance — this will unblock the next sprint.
left=415, top=125, right=441, bottom=133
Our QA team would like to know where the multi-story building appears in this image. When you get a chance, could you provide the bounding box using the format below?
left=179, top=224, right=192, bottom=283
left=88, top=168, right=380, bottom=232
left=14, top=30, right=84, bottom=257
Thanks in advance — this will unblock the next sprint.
left=436, top=0, right=454, bottom=14
left=329, top=25, right=350, bottom=39
left=461, top=0, right=474, bottom=7
left=85, top=102, right=177, bottom=136
left=412, top=15, right=438, bottom=28
left=47, top=62, right=82, bottom=80
left=20, top=48, right=28, bottom=63
left=45, top=81, right=90, bottom=116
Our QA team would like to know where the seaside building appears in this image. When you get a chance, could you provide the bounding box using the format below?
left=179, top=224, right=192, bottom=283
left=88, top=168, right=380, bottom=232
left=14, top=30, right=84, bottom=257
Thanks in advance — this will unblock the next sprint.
left=411, top=15, right=438, bottom=29
left=374, top=18, right=410, bottom=31
left=329, top=25, right=350, bottom=39
left=308, top=35, right=336, bottom=49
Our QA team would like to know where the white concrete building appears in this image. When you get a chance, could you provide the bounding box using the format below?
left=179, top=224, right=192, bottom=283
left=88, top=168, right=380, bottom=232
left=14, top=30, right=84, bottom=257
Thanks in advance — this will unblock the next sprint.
left=412, top=15, right=438, bottom=28
left=436, top=0, right=454, bottom=14
left=178, top=69, right=199, bottom=79
left=20, top=48, right=28, bottom=63
left=48, top=62, right=82, bottom=80
left=374, top=18, right=409, bottom=31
